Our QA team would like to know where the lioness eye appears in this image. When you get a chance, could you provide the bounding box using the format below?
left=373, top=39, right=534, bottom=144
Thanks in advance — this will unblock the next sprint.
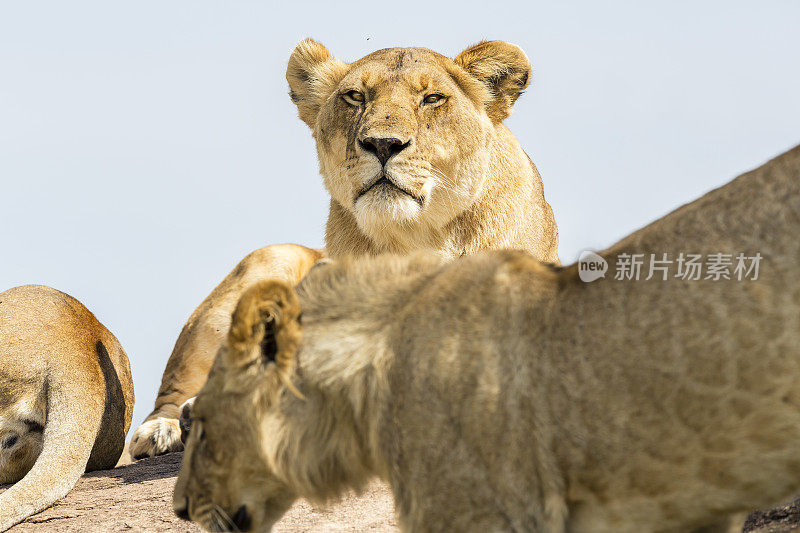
left=422, top=94, right=444, bottom=105
left=343, top=90, right=365, bottom=104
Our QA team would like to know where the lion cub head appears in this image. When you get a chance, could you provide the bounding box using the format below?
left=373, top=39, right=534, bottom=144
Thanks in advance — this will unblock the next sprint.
left=0, top=381, right=46, bottom=484
left=287, top=40, right=535, bottom=253
left=173, top=281, right=302, bottom=532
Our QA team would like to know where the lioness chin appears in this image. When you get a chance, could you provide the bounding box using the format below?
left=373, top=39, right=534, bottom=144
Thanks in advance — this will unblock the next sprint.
left=132, top=39, right=558, bottom=459
left=175, top=145, right=800, bottom=533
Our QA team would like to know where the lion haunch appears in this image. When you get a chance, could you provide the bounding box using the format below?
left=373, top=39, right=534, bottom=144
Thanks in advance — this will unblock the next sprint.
left=0, top=285, right=134, bottom=531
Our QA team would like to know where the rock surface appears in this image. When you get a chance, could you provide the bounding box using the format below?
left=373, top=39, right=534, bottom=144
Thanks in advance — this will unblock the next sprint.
left=3, top=452, right=397, bottom=532
left=3, top=451, right=799, bottom=532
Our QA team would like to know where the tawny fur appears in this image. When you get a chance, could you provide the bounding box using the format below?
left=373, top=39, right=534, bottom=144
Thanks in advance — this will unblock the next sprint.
left=133, top=39, right=559, bottom=459
left=176, top=145, right=799, bottom=532
left=0, top=286, right=134, bottom=531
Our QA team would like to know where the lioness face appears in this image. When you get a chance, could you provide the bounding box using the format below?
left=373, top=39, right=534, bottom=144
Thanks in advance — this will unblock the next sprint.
left=316, top=49, right=494, bottom=237
left=288, top=40, right=532, bottom=249
left=174, top=281, right=302, bottom=532
left=0, top=383, right=46, bottom=484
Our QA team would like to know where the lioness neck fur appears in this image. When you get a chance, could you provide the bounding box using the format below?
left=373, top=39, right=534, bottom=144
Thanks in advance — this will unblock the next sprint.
left=176, top=144, right=800, bottom=532
left=0, top=286, right=134, bottom=531
left=132, top=39, right=559, bottom=459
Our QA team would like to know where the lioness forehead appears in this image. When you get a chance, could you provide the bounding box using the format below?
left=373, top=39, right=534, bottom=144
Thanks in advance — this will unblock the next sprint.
left=355, top=47, right=448, bottom=67
left=346, top=47, right=456, bottom=86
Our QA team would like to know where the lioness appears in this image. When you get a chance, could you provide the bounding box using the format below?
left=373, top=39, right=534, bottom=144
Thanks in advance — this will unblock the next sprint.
left=0, top=285, right=135, bottom=531
left=131, top=39, right=559, bottom=459
left=174, top=144, right=800, bottom=533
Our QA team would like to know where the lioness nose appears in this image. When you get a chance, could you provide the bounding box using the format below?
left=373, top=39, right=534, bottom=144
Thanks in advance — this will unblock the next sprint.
left=359, top=136, right=409, bottom=166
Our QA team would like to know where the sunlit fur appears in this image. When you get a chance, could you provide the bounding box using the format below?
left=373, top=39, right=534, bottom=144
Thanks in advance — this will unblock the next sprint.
left=134, top=39, right=561, bottom=461
left=0, top=286, right=134, bottom=531
left=176, top=145, right=800, bottom=532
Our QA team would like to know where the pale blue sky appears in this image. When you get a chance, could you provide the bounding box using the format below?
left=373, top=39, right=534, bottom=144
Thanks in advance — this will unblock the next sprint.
left=1, top=1, right=798, bottom=433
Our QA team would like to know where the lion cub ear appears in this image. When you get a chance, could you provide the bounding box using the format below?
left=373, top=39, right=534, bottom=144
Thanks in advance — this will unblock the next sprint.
left=454, top=41, right=532, bottom=122
left=287, top=38, right=349, bottom=128
left=227, top=280, right=302, bottom=384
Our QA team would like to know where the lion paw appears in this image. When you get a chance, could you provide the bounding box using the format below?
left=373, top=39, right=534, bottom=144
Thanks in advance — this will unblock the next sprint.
left=130, top=417, right=184, bottom=459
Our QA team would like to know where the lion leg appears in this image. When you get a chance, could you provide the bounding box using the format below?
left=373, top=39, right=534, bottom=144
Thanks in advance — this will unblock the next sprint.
left=129, top=315, right=219, bottom=459
left=129, top=244, right=325, bottom=460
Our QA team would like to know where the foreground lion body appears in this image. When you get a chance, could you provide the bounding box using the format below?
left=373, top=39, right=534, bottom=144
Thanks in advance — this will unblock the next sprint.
left=176, top=145, right=800, bottom=532
left=0, top=285, right=134, bottom=531
left=133, top=39, right=558, bottom=458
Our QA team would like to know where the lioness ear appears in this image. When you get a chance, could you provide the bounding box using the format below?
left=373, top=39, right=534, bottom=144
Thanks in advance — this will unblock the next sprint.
left=228, top=281, right=302, bottom=385
left=454, top=41, right=531, bottom=122
left=287, top=38, right=349, bottom=128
